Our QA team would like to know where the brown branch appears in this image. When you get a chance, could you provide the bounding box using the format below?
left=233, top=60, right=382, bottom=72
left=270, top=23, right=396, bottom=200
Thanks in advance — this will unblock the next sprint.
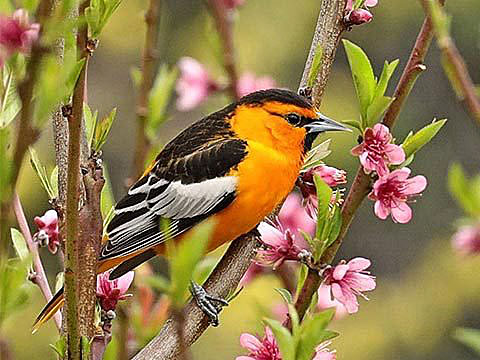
left=420, top=0, right=480, bottom=125
left=64, top=1, right=92, bottom=358
left=292, top=4, right=444, bottom=324
left=11, top=193, right=62, bottom=332
left=132, top=233, right=260, bottom=360
left=207, top=0, right=239, bottom=99
left=131, top=0, right=162, bottom=179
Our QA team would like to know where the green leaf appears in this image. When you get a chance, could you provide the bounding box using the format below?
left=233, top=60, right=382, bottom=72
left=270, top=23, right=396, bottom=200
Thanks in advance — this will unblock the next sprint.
left=130, top=67, right=142, bottom=90
left=0, top=127, right=12, bottom=201
left=453, top=327, right=480, bottom=356
left=0, top=65, right=21, bottom=128
left=86, top=0, right=123, bottom=38
left=343, top=39, right=376, bottom=123
left=263, top=318, right=295, bottom=360
left=296, top=309, right=336, bottom=360
left=146, top=65, right=178, bottom=141
left=10, top=228, right=29, bottom=261
left=50, top=166, right=59, bottom=199
left=448, top=164, right=480, bottom=217
left=101, top=165, right=115, bottom=218
left=307, top=45, right=323, bottom=89
left=168, top=221, right=213, bottom=307
left=313, top=175, right=333, bottom=257
left=295, top=264, right=308, bottom=300
left=341, top=119, right=363, bottom=132
left=374, top=60, right=399, bottom=100
left=325, top=203, right=342, bottom=249
left=303, top=139, right=331, bottom=170
left=49, top=336, right=67, bottom=358
left=365, top=96, right=394, bottom=128
left=29, top=147, right=56, bottom=199
left=275, top=288, right=293, bottom=304
left=81, top=336, right=91, bottom=358
left=92, top=108, right=116, bottom=153
left=401, top=119, right=447, bottom=159
left=84, top=103, right=98, bottom=148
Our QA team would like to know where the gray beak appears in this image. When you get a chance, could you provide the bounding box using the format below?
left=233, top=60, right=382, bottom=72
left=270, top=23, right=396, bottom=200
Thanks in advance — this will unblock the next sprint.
left=304, top=113, right=351, bottom=133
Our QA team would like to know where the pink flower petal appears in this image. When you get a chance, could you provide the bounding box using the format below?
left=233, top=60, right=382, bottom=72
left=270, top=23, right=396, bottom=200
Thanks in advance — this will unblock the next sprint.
left=390, top=202, right=412, bottom=224
left=332, top=264, right=349, bottom=280
left=239, top=333, right=263, bottom=352
left=347, top=257, right=371, bottom=271
left=374, top=200, right=390, bottom=219
left=404, top=175, right=427, bottom=194
left=385, top=144, right=405, bottom=164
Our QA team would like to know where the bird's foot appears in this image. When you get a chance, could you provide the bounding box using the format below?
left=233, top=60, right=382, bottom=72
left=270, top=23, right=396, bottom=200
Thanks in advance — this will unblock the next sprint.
left=190, top=281, right=228, bottom=327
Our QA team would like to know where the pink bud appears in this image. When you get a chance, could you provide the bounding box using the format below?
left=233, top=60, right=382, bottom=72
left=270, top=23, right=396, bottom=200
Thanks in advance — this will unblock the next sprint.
left=0, top=9, right=40, bottom=58
left=96, top=271, right=134, bottom=311
left=33, top=209, right=59, bottom=254
left=346, top=9, right=373, bottom=25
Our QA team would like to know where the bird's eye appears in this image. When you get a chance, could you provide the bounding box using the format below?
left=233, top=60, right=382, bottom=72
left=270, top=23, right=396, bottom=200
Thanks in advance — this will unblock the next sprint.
left=286, top=113, right=302, bottom=126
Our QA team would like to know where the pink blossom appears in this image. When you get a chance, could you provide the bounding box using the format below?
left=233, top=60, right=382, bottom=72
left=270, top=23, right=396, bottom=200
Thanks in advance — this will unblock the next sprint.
left=237, top=72, right=276, bottom=97
left=257, top=219, right=308, bottom=269
left=278, top=192, right=315, bottom=240
left=368, top=167, right=427, bottom=223
left=345, top=0, right=378, bottom=25
left=323, top=257, right=376, bottom=314
left=96, top=271, right=134, bottom=311
left=237, top=326, right=281, bottom=360
left=33, top=209, right=59, bottom=254
left=351, top=124, right=405, bottom=176
left=317, top=285, right=348, bottom=320
left=223, top=0, right=245, bottom=10
left=452, top=224, right=480, bottom=255
left=313, top=342, right=337, bottom=360
left=240, top=262, right=267, bottom=286
left=0, top=9, right=40, bottom=58
left=175, top=57, right=219, bottom=111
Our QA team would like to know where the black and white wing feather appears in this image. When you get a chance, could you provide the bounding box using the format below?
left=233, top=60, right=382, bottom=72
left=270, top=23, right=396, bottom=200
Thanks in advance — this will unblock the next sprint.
left=100, top=135, right=247, bottom=261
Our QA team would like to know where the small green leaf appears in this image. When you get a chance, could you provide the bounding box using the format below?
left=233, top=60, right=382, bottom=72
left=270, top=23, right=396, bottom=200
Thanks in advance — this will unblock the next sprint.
left=146, top=65, right=178, bottom=141
left=49, top=336, right=67, bottom=358
left=84, top=103, right=98, bottom=148
left=263, top=318, right=295, bottom=360
left=325, top=204, right=342, bottom=249
left=341, top=119, right=363, bottom=132
left=374, top=59, right=399, bottom=100
left=448, top=164, right=480, bottom=217
left=11, top=228, right=29, bottom=260
left=0, top=66, right=21, bottom=128
left=101, top=166, right=115, bottom=218
left=365, top=96, right=394, bottom=128
left=343, top=39, right=376, bottom=123
left=314, top=175, right=333, bottom=257
left=296, top=264, right=308, bottom=300
left=29, top=147, right=55, bottom=199
left=453, top=327, right=480, bottom=356
left=307, top=45, right=323, bottom=89
left=169, top=221, right=213, bottom=307
left=303, top=139, right=331, bottom=170
left=275, top=288, right=293, bottom=304
left=92, top=108, right=116, bottom=153
left=0, top=127, right=12, bottom=201
left=296, top=309, right=336, bottom=360
left=86, top=0, right=123, bottom=38
left=401, top=119, right=447, bottom=159
left=81, top=336, right=91, bottom=358
left=50, top=166, right=59, bottom=199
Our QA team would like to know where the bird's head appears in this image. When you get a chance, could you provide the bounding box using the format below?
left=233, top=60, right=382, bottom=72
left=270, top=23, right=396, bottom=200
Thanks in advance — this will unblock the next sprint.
left=233, top=89, right=350, bottom=151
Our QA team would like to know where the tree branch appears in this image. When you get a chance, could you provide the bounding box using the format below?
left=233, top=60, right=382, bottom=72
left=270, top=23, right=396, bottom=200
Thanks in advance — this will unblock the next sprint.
left=132, top=233, right=260, bottom=360
left=11, top=193, right=62, bottom=332
left=207, top=0, right=239, bottom=99
left=420, top=0, right=480, bottom=125
left=292, top=3, right=445, bottom=323
left=131, top=0, right=162, bottom=180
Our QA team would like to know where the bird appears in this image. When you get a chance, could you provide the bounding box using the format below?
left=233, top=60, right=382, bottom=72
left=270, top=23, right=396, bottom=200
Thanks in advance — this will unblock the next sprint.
left=32, top=88, right=349, bottom=332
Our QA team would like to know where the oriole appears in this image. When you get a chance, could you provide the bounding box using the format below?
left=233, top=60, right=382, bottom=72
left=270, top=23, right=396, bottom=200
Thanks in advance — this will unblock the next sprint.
left=33, top=88, right=348, bottom=332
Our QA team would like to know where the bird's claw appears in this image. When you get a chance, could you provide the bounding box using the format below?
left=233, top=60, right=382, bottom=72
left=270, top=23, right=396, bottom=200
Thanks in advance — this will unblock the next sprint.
left=190, top=281, right=228, bottom=327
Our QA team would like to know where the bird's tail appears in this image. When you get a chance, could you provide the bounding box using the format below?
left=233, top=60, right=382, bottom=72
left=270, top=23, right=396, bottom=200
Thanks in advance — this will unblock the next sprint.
left=32, top=286, right=64, bottom=334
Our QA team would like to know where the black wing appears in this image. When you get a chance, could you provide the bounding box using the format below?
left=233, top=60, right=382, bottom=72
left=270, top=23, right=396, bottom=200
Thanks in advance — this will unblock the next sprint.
left=100, top=136, right=247, bottom=261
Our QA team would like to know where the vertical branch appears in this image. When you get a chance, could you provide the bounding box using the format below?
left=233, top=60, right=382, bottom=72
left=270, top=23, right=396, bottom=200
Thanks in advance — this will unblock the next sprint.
left=207, top=0, right=239, bottom=99
left=131, top=0, right=161, bottom=179
left=420, top=0, right=480, bottom=125
left=292, top=3, right=445, bottom=324
left=12, top=193, right=62, bottom=332
left=64, top=1, right=90, bottom=358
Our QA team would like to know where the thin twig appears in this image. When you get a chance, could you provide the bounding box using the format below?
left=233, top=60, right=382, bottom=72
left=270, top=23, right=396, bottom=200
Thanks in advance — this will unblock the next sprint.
left=420, top=0, right=480, bottom=125
left=131, top=0, right=162, bottom=179
left=292, top=4, right=445, bottom=323
left=207, top=0, right=239, bottom=99
left=11, top=193, right=62, bottom=332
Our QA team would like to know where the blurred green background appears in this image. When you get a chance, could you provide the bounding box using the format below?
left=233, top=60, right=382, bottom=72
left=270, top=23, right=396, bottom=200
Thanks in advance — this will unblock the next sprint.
left=5, top=0, right=480, bottom=359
